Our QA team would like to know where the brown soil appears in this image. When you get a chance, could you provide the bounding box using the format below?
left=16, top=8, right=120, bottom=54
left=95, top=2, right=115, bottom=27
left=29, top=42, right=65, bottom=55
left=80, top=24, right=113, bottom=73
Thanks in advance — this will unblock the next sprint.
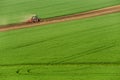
left=0, top=5, right=120, bottom=32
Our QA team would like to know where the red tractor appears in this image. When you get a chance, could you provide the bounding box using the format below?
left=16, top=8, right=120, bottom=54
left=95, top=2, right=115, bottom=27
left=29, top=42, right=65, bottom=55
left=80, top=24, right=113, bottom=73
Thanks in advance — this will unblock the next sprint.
left=27, top=15, right=41, bottom=23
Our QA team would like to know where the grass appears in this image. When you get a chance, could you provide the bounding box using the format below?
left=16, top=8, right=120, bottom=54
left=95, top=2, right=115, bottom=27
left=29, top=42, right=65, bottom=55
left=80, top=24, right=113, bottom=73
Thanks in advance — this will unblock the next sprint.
left=0, top=0, right=120, bottom=25
left=0, top=12, right=120, bottom=79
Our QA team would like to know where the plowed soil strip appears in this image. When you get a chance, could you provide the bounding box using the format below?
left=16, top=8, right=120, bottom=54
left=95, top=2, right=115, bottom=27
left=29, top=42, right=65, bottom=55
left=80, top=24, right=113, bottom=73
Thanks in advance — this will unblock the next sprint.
left=0, top=5, right=120, bottom=32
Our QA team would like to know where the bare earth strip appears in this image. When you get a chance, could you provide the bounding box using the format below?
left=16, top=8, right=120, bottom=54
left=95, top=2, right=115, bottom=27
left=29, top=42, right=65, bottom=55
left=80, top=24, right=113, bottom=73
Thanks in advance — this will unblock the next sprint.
left=0, top=5, right=120, bottom=32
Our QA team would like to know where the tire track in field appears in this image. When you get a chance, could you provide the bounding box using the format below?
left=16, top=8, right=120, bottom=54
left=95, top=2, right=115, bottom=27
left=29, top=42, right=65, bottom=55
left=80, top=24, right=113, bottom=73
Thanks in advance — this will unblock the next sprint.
left=0, top=5, right=120, bottom=31
left=11, top=66, right=120, bottom=76
left=2, top=67, right=120, bottom=76
left=51, top=41, right=116, bottom=64
left=2, top=62, right=120, bottom=67
left=0, top=42, right=117, bottom=68
left=15, top=66, right=89, bottom=75
left=2, top=63, right=120, bottom=76
left=0, top=64, right=118, bottom=76
left=7, top=66, right=118, bottom=76
left=1, top=65, right=120, bottom=76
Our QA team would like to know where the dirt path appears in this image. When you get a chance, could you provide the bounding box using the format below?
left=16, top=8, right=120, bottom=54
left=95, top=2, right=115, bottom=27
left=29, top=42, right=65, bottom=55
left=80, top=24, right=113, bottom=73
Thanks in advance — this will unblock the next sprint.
left=0, top=5, right=120, bottom=32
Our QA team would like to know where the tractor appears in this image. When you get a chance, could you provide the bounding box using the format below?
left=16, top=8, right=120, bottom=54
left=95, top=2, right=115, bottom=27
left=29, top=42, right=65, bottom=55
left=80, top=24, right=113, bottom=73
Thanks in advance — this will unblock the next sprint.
left=27, top=15, right=41, bottom=23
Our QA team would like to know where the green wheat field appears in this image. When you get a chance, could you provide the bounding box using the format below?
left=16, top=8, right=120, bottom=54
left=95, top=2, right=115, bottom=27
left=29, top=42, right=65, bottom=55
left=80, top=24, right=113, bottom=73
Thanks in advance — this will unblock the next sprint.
left=0, top=0, right=120, bottom=80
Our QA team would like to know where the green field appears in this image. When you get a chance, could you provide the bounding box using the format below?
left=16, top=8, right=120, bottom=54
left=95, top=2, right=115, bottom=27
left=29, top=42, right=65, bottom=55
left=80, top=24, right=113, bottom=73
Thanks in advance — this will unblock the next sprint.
left=0, top=12, right=120, bottom=79
left=0, top=0, right=120, bottom=25
left=1, top=0, right=120, bottom=80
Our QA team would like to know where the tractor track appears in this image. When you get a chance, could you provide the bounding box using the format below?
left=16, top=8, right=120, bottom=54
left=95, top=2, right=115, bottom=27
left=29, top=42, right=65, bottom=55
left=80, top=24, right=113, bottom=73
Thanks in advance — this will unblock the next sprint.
left=2, top=62, right=120, bottom=75
left=0, top=5, right=120, bottom=32
left=2, top=62, right=120, bottom=67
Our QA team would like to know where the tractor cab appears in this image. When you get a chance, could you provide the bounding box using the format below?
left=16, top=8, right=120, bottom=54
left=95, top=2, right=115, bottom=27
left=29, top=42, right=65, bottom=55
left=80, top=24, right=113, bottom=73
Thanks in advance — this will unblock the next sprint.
left=31, top=15, right=40, bottom=23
